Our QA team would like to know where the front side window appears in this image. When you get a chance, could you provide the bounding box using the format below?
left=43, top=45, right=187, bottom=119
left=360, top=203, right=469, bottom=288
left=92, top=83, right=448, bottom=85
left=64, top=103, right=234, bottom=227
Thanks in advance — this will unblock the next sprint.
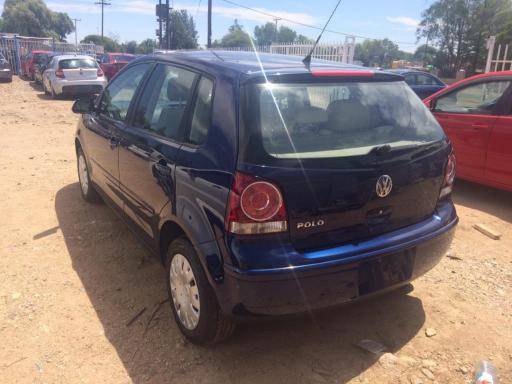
left=435, top=80, right=511, bottom=114
left=99, top=63, right=150, bottom=122
left=188, top=77, right=214, bottom=145
left=242, top=81, right=445, bottom=160
left=133, top=64, right=197, bottom=140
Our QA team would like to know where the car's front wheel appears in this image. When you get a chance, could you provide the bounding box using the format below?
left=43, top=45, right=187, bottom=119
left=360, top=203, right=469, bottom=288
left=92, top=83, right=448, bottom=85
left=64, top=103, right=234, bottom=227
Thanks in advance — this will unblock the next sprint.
left=77, top=147, right=102, bottom=203
left=165, top=237, right=235, bottom=345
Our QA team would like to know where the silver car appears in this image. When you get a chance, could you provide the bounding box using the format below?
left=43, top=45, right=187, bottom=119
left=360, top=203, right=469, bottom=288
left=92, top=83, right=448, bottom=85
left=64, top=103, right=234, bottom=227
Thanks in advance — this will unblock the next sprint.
left=42, top=55, right=107, bottom=98
left=0, top=52, right=12, bottom=82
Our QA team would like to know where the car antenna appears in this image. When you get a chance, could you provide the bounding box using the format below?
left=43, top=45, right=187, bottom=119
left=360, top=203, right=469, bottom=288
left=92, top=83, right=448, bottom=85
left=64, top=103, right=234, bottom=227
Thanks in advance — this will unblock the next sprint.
left=303, top=0, right=343, bottom=69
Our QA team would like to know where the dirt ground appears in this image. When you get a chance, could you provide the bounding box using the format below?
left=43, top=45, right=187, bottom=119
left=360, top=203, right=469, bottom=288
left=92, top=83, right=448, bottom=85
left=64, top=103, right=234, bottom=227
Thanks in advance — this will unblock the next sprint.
left=1, top=77, right=511, bottom=384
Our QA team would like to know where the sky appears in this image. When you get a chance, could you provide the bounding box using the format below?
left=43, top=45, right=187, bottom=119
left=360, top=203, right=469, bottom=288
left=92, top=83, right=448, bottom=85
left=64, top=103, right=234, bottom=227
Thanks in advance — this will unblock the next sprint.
left=0, top=0, right=436, bottom=52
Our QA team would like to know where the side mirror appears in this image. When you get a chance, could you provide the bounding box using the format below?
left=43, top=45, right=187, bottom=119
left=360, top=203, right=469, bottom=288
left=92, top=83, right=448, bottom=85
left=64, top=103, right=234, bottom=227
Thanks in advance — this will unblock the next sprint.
left=427, top=98, right=436, bottom=111
left=72, top=94, right=98, bottom=114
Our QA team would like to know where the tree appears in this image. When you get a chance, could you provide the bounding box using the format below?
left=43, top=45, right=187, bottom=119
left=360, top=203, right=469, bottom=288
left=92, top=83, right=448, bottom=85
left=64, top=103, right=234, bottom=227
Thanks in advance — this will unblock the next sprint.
left=50, top=12, right=74, bottom=41
left=254, top=22, right=276, bottom=45
left=137, top=39, right=157, bottom=54
left=214, top=20, right=251, bottom=48
left=164, top=9, right=198, bottom=50
left=413, top=44, right=438, bottom=66
left=254, top=22, right=305, bottom=45
left=417, top=0, right=512, bottom=75
left=121, top=40, right=138, bottom=54
left=354, top=39, right=401, bottom=68
left=0, top=0, right=73, bottom=41
left=81, top=35, right=120, bottom=52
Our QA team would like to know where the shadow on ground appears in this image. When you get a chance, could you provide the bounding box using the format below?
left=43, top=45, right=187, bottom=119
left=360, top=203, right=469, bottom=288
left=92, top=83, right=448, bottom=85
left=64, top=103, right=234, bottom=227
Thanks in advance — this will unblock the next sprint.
left=453, top=180, right=512, bottom=224
left=55, top=183, right=425, bottom=383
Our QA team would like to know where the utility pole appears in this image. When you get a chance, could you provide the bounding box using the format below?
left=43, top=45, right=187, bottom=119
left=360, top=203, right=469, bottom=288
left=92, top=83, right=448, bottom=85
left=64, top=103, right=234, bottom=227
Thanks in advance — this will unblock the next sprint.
left=158, top=0, right=163, bottom=49
left=94, top=0, right=111, bottom=43
left=72, top=18, right=81, bottom=48
left=207, top=0, right=212, bottom=48
left=273, top=17, right=282, bottom=43
left=165, top=0, right=171, bottom=49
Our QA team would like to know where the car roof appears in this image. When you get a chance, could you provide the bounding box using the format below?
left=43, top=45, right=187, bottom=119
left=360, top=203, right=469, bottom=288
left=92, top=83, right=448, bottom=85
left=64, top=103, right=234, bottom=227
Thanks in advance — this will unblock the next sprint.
left=423, top=70, right=512, bottom=101
left=142, top=50, right=402, bottom=80
left=54, top=55, right=95, bottom=61
left=107, top=52, right=135, bottom=56
left=386, top=69, right=431, bottom=75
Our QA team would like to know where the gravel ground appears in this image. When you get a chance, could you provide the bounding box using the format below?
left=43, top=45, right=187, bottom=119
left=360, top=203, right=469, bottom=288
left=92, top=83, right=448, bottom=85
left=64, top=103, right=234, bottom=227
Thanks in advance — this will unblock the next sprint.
left=1, top=77, right=511, bottom=384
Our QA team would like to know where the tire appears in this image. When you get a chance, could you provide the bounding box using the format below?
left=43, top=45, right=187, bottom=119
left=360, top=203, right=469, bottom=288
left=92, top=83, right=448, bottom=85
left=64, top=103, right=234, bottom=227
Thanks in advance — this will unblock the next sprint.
left=43, top=81, right=49, bottom=95
left=50, top=85, right=58, bottom=99
left=76, top=147, right=102, bottom=203
left=165, top=237, right=235, bottom=345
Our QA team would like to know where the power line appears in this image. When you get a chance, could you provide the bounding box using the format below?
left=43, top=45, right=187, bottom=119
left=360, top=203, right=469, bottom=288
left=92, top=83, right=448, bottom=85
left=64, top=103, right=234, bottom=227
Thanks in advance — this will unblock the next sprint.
left=218, top=0, right=418, bottom=46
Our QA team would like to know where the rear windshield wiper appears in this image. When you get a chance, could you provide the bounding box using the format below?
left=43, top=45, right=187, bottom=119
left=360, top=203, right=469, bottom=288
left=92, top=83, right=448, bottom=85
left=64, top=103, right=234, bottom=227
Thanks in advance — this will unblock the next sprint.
left=368, top=144, right=392, bottom=156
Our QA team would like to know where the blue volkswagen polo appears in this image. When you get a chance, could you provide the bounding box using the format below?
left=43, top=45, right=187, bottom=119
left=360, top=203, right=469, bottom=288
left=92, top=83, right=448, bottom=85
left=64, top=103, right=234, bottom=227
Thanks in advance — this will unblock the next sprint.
left=72, top=51, right=458, bottom=344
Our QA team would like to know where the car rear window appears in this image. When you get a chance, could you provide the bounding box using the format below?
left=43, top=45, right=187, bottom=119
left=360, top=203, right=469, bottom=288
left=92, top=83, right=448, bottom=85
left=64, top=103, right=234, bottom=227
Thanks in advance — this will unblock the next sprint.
left=59, top=59, right=97, bottom=69
left=112, top=55, right=134, bottom=62
left=241, top=81, right=445, bottom=160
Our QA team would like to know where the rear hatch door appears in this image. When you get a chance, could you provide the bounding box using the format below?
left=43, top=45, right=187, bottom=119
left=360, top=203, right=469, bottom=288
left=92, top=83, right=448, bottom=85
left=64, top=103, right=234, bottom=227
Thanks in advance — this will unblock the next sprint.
left=239, top=71, right=450, bottom=250
left=60, top=58, right=98, bottom=81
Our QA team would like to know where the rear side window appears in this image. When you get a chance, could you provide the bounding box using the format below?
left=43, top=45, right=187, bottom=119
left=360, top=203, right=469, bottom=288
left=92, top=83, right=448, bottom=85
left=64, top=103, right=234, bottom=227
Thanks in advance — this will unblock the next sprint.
left=435, top=80, right=511, bottom=114
left=59, top=59, right=97, bottom=69
left=99, top=63, right=150, bottom=122
left=133, top=64, right=197, bottom=140
left=188, top=77, right=214, bottom=145
left=242, top=81, right=444, bottom=160
left=416, top=74, right=437, bottom=86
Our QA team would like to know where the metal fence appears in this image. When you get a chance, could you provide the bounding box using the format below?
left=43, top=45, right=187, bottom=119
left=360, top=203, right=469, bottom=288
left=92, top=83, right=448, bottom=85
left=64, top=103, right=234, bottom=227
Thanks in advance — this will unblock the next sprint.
left=217, top=38, right=356, bottom=64
left=485, top=36, right=512, bottom=72
left=0, top=34, right=97, bottom=74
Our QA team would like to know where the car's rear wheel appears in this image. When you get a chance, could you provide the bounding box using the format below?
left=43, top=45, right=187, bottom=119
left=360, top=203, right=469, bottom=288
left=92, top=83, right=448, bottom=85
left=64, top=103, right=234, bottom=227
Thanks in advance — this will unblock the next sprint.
left=77, top=147, right=102, bottom=203
left=165, top=237, right=235, bottom=345
left=50, top=85, right=57, bottom=99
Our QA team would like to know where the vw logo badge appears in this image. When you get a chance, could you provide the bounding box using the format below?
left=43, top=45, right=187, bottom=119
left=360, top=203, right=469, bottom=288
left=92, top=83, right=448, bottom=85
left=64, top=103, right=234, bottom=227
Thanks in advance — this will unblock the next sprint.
left=376, top=175, right=393, bottom=198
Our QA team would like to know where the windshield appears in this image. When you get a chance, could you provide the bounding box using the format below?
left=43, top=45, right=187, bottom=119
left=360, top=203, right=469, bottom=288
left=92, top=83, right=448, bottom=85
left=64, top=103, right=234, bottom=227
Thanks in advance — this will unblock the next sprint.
left=59, top=59, right=97, bottom=69
left=242, top=81, right=445, bottom=160
left=112, top=55, right=134, bottom=62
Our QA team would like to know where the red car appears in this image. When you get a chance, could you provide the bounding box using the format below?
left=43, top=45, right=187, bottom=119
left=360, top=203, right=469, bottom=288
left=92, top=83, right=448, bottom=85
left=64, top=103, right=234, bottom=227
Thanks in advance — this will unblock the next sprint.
left=98, top=52, right=135, bottom=80
left=424, top=71, right=512, bottom=192
left=21, top=50, right=51, bottom=80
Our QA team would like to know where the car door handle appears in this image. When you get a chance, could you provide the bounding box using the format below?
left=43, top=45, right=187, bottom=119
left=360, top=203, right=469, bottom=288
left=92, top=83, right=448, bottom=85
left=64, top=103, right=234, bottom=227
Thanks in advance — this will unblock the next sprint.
left=109, top=137, right=120, bottom=149
left=470, top=124, right=490, bottom=130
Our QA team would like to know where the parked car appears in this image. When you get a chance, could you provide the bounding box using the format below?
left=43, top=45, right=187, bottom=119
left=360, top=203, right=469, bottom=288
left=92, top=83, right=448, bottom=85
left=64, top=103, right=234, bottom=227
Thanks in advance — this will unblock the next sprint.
left=72, top=51, right=458, bottom=344
left=387, top=69, right=446, bottom=99
left=0, top=52, right=13, bottom=82
left=424, top=71, right=512, bottom=192
left=34, top=52, right=77, bottom=84
left=21, top=50, right=52, bottom=80
left=42, top=55, right=107, bottom=99
left=98, top=52, right=135, bottom=80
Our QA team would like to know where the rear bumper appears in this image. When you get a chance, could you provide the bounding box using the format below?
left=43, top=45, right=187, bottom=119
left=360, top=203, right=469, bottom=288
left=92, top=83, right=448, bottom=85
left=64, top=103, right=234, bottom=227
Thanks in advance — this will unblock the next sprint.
left=0, top=69, right=12, bottom=80
left=53, top=79, right=107, bottom=94
left=216, top=202, right=457, bottom=316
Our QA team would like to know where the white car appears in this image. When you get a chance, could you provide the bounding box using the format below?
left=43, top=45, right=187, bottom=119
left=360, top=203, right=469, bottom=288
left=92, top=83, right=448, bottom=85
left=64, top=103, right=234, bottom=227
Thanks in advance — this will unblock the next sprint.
left=42, top=55, right=107, bottom=99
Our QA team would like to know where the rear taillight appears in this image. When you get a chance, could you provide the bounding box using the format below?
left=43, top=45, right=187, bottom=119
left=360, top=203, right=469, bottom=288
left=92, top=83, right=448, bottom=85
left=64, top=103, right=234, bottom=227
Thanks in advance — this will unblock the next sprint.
left=225, top=172, right=287, bottom=235
left=439, top=153, right=456, bottom=199
left=55, top=69, right=65, bottom=78
left=97, top=68, right=104, bottom=77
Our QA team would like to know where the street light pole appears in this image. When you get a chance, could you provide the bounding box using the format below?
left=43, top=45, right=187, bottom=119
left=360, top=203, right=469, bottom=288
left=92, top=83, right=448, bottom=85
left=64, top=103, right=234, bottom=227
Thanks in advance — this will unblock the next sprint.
left=207, top=0, right=212, bottom=48
left=73, top=18, right=81, bottom=48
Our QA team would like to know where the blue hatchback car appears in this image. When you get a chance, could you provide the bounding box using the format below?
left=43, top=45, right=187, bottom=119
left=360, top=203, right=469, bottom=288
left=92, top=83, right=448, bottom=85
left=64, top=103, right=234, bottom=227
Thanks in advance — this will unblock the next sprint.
left=72, top=51, right=458, bottom=344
